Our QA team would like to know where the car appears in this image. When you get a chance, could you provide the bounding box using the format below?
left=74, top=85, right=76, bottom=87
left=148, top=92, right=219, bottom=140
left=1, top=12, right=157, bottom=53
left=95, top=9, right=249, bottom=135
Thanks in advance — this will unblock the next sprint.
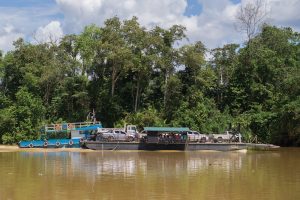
left=97, top=130, right=135, bottom=142
left=187, top=131, right=209, bottom=143
left=212, top=131, right=241, bottom=143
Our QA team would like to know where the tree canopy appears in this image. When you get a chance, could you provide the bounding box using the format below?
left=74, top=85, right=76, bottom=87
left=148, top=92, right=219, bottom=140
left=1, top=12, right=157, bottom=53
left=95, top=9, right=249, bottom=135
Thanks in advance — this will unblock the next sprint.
left=0, top=17, right=299, bottom=146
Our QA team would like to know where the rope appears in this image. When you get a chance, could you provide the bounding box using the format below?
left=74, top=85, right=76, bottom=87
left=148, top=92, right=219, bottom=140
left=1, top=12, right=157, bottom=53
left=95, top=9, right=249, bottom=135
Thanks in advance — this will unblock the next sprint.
left=112, top=141, right=119, bottom=151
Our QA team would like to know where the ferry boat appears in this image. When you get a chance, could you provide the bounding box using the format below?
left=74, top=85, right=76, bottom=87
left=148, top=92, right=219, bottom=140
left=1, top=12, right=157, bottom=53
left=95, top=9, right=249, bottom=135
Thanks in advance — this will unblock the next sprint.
left=83, top=127, right=279, bottom=151
left=19, top=121, right=102, bottom=148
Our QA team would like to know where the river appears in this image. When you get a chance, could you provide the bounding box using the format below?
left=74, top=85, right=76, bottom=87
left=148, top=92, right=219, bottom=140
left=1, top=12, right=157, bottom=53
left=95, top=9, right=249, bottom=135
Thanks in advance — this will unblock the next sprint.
left=0, top=148, right=300, bottom=200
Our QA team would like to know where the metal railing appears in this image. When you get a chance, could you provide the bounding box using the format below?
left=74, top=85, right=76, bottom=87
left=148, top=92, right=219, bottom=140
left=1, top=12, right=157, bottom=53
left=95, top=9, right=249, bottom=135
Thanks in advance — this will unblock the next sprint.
left=44, top=121, right=102, bottom=132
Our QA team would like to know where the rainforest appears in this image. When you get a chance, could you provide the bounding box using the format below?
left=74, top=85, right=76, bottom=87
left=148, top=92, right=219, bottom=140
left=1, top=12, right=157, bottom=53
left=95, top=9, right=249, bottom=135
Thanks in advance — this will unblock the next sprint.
left=0, top=17, right=299, bottom=146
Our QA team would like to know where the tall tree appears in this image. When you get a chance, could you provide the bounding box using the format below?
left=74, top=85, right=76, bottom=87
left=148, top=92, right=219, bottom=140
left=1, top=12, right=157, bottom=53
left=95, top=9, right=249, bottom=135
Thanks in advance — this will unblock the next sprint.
left=76, top=25, right=102, bottom=76
left=235, top=0, right=268, bottom=43
left=123, top=17, right=152, bottom=112
left=150, top=25, right=186, bottom=107
left=101, top=17, right=133, bottom=97
left=211, top=44, right=239, bottom=108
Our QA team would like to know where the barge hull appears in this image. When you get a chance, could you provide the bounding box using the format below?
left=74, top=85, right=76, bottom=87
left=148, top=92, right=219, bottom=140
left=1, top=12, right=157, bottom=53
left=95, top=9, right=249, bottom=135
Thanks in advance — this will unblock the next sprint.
left=84, top=142, right=279, bottom=151
left=84, top=142, right=185, bottom=151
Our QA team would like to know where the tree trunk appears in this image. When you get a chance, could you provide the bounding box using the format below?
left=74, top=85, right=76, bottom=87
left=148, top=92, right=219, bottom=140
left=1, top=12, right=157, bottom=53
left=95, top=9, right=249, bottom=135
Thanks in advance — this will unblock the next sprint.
left=163, top=72, right=169, bottom=107
left=111, top=65, right=116, bottom=97
left=111, top=79, right=115, bottom=97
left=44, top=82, right=50, bottom=105
left=134, top=78, right=140, bottom=112
left=82, top=59, right=86, bottom=76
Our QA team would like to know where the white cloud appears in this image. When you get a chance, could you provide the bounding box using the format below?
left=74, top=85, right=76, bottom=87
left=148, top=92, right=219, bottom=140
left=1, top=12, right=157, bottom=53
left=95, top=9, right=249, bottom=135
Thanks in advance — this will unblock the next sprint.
left=0, top=6, right=60, bottom=52
left=0, top=25, right=24, bottom=52
left=34, top=21, right=64, bottom=44
left=56, top=0, right=239, bottom=48
left=55, top=0, right=188, bottom=32
left=192, top=0, right=241, bottom=47
left=0, top=0, right=300, bottom=52
left=268, top=0, right=300, bottom=31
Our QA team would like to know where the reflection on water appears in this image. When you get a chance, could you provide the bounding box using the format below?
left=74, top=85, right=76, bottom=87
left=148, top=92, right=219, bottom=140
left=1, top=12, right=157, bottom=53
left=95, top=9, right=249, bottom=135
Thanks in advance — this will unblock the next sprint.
left=0, top=149, right=300, bottom=200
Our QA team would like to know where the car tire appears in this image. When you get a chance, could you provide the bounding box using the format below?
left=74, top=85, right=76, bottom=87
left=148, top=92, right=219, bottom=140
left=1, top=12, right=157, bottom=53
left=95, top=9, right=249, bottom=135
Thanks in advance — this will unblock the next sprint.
left=200, top=137, right=207, bottom=143
left=217, top=137, right=223, bottom=143
left=127, top=136, right=134, bottom=142
left=107, top=136, right=113, bottom=142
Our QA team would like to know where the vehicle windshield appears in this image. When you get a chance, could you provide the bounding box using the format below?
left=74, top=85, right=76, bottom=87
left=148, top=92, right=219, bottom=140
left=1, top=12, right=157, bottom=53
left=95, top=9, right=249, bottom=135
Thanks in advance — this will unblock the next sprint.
left=128, top=126, right=136, bottom=131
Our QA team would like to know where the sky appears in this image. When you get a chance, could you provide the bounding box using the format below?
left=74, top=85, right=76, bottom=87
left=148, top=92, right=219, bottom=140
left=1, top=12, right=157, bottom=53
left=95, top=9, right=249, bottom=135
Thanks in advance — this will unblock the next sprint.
left=0, top=0, right=299, bottom=52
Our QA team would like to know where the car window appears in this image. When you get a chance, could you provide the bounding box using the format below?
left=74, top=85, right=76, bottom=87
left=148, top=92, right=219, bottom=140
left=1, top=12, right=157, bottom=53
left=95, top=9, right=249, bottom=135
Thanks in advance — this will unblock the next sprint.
left=121, top=131, right=126, bottom=134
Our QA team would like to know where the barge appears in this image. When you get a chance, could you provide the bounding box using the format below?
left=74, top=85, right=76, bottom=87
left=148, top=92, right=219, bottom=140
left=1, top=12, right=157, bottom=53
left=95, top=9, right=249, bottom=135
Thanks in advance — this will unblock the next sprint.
left=83, top=127, right=279, bottom=151
left=19, top=121, right=102, bottom=148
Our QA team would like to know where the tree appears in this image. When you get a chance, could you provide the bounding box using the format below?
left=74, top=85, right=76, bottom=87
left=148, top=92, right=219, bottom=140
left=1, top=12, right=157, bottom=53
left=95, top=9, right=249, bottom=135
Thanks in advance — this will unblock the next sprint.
left=150, top=25, right=186, bottom=107
left=115, top=106, right=165, bottom=131
left=76, top=25, right=102, bottom=76
left=179, top=41, right=206, bottom=85
left=0, top=87, right=45, bottom=144
left=171, top=91, right=231, bottom=134
left=235, top=0, right=268, bottom=43
left=122, top=17, right=152, bottom=112
left=101, top=17, right=133, bottom=97
left=164, top=75, right=182, bottom=122
left=211, top=44, right=239, bottom=109
left=0, top=16, right=299, bottom=146
left=226, top=25, right=300, bottom=142
left=50, top=76, right=90, bottom=122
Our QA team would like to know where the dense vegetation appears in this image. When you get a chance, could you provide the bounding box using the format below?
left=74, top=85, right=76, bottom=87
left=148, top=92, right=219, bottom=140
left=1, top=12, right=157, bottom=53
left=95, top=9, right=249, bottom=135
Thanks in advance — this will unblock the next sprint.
left=0, top=17, right=299, bottom=146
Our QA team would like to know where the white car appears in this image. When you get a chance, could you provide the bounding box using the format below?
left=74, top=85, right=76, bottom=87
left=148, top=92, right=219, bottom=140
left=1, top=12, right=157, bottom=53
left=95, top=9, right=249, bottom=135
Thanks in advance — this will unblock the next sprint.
left=212, top=131, right=241, bottom=143
left=187, top=131, right=209, bottom=142
left=97, top=130, right=135, bottom=142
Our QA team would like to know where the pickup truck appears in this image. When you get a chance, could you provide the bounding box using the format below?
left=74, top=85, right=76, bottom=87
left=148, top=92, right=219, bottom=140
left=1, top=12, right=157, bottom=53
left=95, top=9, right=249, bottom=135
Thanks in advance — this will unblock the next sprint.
left=212, top=131, right=241, bottom=143
left=97, top=125, right=138, bottom=139
left=187, top=131, right=209, bottom=143
left=97, top=130, right=135, bottom=142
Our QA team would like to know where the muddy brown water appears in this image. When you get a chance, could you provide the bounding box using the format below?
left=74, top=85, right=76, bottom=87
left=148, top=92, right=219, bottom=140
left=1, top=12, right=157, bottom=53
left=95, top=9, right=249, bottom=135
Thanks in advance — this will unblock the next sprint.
left=0, top=148, right=300, bottom=200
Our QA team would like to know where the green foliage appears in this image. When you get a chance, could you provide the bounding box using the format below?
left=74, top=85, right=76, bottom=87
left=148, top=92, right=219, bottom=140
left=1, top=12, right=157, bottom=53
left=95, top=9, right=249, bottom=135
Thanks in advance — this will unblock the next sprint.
left=0, top=19, right=298, bottom=146
left=115, top=106, right=166, bottom=131
left=171, top=91, right=231, bottom=134
left=223, top=25, right=300, bottom=144
left=0, top=87, right=45, bottom=143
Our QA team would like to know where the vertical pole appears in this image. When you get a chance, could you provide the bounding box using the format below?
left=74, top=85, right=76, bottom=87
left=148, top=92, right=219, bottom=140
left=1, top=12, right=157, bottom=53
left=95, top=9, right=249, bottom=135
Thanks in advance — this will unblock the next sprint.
left=93, top=109, right=96, bottom=124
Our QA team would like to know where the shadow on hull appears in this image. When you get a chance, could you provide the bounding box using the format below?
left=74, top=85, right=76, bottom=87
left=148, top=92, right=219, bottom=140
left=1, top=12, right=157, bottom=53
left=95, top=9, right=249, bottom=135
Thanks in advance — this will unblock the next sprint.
left=84, top=142, right=185, bottom=151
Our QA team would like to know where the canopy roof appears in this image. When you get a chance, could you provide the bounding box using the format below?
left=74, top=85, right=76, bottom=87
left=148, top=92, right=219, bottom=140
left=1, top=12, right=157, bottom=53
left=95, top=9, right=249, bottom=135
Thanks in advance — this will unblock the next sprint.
left=144, top=127, right=190, bottom=132
left=75, top=124, right=102, bottom=131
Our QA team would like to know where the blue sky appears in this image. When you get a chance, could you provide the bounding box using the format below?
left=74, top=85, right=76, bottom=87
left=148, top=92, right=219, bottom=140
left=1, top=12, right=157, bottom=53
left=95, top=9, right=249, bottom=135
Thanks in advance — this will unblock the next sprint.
left=0, top=0, right=55, bottom=7
left=184, top=0, right=203, bottom=16
left=0, top=0, right=299, bottom=52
